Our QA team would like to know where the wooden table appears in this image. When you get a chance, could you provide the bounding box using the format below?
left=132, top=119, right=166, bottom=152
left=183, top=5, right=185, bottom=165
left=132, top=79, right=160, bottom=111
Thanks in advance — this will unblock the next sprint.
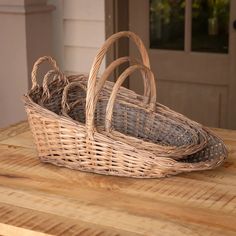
left=0, top=121, right=235, bottom=236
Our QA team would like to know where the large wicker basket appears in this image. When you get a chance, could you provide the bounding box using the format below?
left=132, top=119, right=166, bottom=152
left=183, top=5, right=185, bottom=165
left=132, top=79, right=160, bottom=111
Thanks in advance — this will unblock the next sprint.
left=23, top=31, right=227, bottom=178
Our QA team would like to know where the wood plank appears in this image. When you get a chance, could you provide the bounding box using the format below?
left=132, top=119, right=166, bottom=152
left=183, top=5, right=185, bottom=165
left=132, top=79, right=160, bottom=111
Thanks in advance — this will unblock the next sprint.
left=0, top=121, right=29, bottom=141
left=0, top=203, right=131, bottom=236
left=0, top=131, right=34, bottom=149
left=0, top=121, right=235, bottom=235
left=0, top=223, right=52, bottom=236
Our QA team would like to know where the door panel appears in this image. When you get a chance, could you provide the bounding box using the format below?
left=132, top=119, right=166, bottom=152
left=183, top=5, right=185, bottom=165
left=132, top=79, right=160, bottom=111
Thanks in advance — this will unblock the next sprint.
left=157, top=81, right=228, bottom=127
left=149, top=51, right=229, bottom=85
left=129, top=0, right=236, bottom=128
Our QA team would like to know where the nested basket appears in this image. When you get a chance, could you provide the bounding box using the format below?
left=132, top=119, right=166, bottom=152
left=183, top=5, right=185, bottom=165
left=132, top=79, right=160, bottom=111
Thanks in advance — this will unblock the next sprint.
left=23, top=31, right=227, bottom=178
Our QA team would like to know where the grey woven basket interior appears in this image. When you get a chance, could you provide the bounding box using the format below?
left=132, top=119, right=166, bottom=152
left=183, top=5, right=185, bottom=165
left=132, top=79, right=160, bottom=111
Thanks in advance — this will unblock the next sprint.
left=31, top=78, right=205, bottom=149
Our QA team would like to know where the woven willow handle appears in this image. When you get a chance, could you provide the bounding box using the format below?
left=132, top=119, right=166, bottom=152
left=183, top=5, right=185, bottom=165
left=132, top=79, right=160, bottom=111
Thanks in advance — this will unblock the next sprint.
left=61, top=82, right=87, bottom=115
left=31, top=56, right=59, bottom=90
left=105, top=64, right=156, bottom=132
left=40, top=70, right=67, bottom=100
left=86, top=31, right=150, bottom=138
left=95, top=56, right=139, bottom=97
left=94, top=56, right=151, bottom=108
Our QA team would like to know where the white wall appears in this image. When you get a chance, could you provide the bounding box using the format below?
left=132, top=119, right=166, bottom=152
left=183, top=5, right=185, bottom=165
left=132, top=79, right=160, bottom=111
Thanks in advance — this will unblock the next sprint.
left=0, top=0, right=54, bottom=127
left=63, top=0, right=105, bottom=75
left=0, top=11, right=28, bottom=127
left=48, top=0, right=64, bottom=68
left=48, top=0, right=106, bottom=74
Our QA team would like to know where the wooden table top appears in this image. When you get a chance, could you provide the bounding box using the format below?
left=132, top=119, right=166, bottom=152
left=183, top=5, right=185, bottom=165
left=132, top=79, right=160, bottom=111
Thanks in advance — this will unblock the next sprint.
left=0, top=121, right=235, bottom=236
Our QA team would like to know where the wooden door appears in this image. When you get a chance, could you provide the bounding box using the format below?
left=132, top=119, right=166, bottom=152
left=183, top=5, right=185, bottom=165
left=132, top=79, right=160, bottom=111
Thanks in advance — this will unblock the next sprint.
left=129, top=0, right=236, bottom=129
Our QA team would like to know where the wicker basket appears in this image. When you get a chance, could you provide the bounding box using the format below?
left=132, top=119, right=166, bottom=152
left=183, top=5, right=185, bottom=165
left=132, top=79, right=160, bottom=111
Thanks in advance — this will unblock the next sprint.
left=23, top=31, right=227, bottom=178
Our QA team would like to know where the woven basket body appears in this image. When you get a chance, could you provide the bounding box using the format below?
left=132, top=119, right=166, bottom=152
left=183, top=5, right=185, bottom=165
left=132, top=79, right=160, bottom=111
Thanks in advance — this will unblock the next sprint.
left=24, top=94, right=227, bottom=178
left=23, top=31, right=227, bottom=178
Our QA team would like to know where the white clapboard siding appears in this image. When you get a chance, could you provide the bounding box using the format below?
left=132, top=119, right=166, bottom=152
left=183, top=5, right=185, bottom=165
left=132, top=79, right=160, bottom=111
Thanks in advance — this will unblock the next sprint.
left=64, top=20, right=105, bottom=48
left=65, top=46, right=106, bottom=74
left=63, top=0, right=105, bottom=74
left=64, top=0, right=105, bottom=21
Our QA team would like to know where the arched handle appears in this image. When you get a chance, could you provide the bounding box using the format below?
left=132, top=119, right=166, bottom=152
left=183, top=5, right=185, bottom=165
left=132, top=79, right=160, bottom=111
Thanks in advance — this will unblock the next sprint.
left=95, top=56, right=140, bottom=98
left=61, top=81, right=87, bottom=116
left=93, top=56, right=151, bottom=109
left=105, top=64, right=156, bottom=132
left=40, top=70, right=67, bottom=102
left=86, top=31, right=151, bottom=138
left=31, top=56, right=59, bottom=90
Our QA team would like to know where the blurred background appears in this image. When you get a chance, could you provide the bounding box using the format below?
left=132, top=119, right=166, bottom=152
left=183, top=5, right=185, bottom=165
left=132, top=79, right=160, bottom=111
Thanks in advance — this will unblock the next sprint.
left=0, top=0, right=235, bottom=129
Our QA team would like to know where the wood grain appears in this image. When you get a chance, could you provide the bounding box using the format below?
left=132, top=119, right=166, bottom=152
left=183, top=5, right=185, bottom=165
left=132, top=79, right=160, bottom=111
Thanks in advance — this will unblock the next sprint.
left=0, top=121, right=235, bottom=235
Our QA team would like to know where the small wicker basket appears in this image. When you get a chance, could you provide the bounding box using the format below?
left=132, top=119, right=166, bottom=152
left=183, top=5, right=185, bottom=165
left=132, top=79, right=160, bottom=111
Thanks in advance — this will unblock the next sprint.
left=23, top=31, right=227, bottom=178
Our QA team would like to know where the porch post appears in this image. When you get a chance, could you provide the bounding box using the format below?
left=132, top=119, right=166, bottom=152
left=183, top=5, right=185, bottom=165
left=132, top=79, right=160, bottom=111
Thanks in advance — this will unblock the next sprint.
left=0, top=0, right=55, bottom=127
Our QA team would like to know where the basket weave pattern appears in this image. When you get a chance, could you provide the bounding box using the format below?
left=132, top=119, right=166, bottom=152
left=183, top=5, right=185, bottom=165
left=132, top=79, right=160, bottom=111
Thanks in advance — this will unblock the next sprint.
left=23, top=31, right=227, bottom=178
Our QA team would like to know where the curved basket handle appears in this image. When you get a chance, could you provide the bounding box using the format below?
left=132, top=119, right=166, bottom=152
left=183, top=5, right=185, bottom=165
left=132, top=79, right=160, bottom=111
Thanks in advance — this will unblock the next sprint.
left=93, top=56, right=151, bottom=108
left=86, top=31, right=150, bottom=138
left=105, top=64, right=156, bottom=132
left=61, top=81, right=87, bottom=116
left=31, top=56, right=59, bottom=90
left=95, top=56, right=140, bottom=97
left=41, top=70, right=67, bottom=101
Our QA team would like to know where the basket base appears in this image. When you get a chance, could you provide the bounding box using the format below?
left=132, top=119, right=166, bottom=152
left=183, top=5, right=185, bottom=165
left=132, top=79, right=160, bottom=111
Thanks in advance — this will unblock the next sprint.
left=37, top=148, right=226, bottom=178
left=38, top=156, right=176, bottom=179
